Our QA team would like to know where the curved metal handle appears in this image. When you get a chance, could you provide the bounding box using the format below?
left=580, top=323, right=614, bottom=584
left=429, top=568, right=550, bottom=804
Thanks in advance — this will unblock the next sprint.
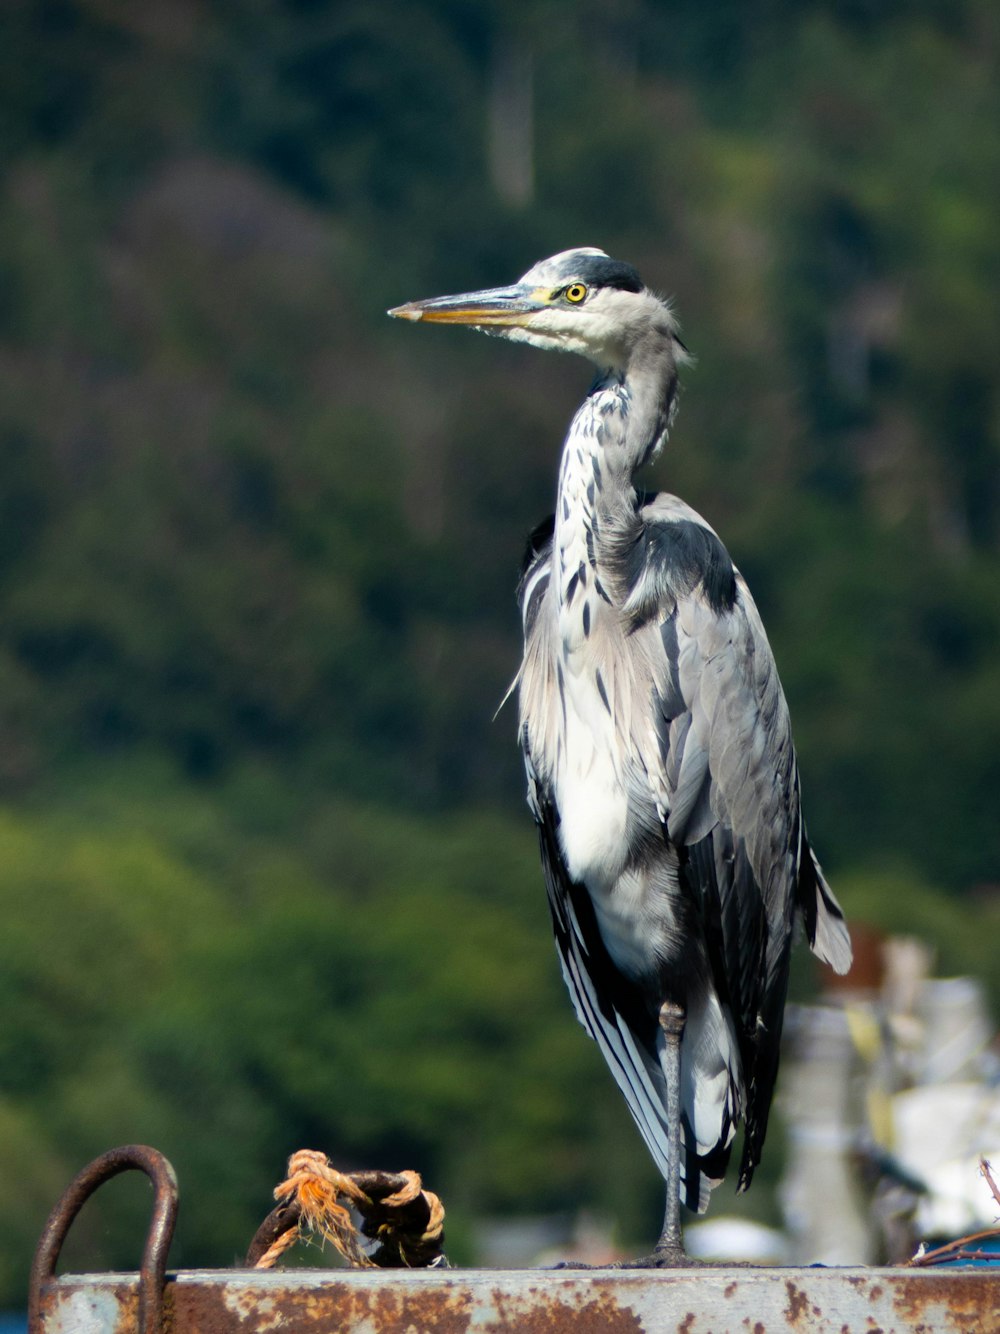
left=28, top=1144, right=178, bottom=1334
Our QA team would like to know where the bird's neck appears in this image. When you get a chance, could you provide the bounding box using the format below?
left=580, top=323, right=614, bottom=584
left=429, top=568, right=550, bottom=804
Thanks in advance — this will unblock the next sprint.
left=554, top=350, right=678, bottom=610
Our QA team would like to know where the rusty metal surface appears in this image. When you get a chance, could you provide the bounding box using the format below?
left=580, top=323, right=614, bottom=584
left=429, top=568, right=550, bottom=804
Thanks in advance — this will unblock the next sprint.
left=28, top=1145, right=178, bottom=1334
left=33, top=1266, right=1000, bottom=1334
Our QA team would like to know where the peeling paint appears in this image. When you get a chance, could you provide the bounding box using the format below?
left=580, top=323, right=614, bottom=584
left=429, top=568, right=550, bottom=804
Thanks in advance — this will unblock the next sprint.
left=34, top=1264, right=1000, bottom=1334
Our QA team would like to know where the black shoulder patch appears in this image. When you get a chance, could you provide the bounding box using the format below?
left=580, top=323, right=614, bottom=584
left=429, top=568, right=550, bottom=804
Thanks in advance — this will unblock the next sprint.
left=644, top=519, right=737, bottom=616
left=667, top=520, right=737, bottom=614
left=572, top=254, right=644, bottom=293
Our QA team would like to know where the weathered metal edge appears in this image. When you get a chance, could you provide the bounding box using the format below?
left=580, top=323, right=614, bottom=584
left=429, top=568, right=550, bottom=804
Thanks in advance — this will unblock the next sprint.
left=35, top=1265, right=1000, bottom=1334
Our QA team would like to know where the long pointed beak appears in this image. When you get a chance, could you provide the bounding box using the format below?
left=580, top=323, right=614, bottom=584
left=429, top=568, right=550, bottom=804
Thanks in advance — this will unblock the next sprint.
left=388, top=283, right=547, bottom=327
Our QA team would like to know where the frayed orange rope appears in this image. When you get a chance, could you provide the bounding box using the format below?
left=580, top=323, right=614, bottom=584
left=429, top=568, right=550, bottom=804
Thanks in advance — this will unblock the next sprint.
left=250, top=1149, right=446, bottom=1270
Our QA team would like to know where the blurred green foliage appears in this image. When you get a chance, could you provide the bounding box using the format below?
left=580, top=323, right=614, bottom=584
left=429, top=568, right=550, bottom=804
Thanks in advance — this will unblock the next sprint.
left=0, top=762, right=648, bottom=1282
left=0, top=0, right=998, bottom=1299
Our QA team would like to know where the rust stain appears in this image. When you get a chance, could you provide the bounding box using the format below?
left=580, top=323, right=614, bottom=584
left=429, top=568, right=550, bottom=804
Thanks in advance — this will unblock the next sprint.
left=116, top=1287, right=138, bottom=1334
left=724, top=1281, right=738, bottom=1299
left=676, top=1313, right=695, bottom=1334
left=784, top=1279, right=810, bottom=1325
left=169, top=1276, right=646, bottom=1334
left=35, top=1286, right=138, bottom=1334
left=891, top=1272, right=1000, bottom=1332
left=373, top=1283, right=475, bottom=1334
left=490, top=1281, right=644, bottom=1333
left=173, top=1278, right=478, bottom=1334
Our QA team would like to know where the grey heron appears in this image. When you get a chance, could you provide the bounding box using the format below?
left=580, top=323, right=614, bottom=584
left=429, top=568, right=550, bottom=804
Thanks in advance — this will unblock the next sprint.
left=389, top=248, right=852, bottom=1265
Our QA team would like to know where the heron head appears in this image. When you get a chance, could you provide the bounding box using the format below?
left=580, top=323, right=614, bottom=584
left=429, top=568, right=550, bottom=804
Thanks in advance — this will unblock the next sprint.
left=389, top=248, right=684, bottom=371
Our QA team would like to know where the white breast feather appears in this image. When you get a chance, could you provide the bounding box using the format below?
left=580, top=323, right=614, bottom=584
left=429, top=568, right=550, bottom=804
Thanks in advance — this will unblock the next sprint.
left=555, top=670, right=629, bottom=889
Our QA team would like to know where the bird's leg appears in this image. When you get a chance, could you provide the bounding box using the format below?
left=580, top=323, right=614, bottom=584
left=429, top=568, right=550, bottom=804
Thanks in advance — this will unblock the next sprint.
left=612, top=999, right=696, bottom=1269
left=653, top=998, right=687, bottom=1263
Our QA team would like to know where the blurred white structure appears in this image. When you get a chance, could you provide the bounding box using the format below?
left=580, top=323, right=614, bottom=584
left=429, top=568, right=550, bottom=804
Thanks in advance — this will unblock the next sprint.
left=780, top=935, right=999, bottom=1264
left=684, top=1217, right=790, bottom=1265
left=781, top=1003, right=875, bottom=1264
left=893, top=1083, right=1000, bottom=1238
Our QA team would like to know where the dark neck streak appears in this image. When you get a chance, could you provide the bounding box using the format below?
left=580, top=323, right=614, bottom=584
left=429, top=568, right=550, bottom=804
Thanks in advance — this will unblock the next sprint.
left=553, top=336, right=679, bottom=616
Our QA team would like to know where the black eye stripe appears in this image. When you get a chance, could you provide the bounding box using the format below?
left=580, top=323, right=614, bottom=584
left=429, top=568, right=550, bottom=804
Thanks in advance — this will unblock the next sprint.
left=563, top=255, right=644, bottom=293
left=549, top=257, right=645, bottom=303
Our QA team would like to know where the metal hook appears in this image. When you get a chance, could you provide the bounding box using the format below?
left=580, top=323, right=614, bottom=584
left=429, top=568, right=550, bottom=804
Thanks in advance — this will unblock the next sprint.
left=28, top=1144, right=178, bottom=1334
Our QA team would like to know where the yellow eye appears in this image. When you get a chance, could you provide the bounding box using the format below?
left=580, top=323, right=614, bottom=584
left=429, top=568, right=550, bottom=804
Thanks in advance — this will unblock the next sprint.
left=564, top=282, right=588, bottom=303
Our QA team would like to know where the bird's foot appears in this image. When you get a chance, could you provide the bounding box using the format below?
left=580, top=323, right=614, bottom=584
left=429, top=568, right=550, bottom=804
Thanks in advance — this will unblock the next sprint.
left=612, top=1244, right=702, bottom=1269
left=610, top=1248, right=698, bottom=1269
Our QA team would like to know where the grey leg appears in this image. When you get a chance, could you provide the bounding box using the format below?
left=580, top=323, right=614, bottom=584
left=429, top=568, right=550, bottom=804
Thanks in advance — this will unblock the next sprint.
left=654, top=999, right=686, bottom=1261
left=559, top=999, right=694, bottom=1270
left=611, top=999, right=694, bottom=1268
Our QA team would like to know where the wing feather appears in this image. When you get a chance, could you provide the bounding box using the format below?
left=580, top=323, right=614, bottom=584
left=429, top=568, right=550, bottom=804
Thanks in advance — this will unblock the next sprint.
left=633, top=495, right=851, bottom=1187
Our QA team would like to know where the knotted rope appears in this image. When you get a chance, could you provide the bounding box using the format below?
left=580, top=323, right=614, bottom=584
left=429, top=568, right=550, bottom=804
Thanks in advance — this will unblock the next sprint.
left=246, top=1149, right=446, bottom=1270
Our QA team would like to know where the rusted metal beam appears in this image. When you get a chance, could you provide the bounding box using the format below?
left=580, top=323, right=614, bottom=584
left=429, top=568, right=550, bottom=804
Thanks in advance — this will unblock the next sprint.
left=33, top=1265, right=1000, bottom=1333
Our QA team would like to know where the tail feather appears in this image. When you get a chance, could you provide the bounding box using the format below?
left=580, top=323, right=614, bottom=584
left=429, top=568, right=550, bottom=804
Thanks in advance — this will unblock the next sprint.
left=799, top=840, right=852, bottom=975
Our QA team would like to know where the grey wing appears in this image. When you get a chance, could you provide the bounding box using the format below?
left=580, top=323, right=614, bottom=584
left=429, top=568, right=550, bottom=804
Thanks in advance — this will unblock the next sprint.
left=659, top=587, right=793, bottom=1183
left=636, top=494, right=851, bottom=1184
